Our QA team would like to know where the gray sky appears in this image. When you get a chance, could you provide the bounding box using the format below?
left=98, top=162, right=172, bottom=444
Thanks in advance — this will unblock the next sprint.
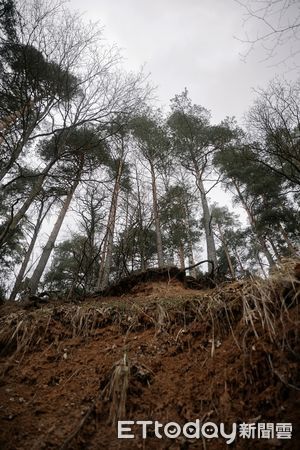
left=69, top=0, right=298, bottom=124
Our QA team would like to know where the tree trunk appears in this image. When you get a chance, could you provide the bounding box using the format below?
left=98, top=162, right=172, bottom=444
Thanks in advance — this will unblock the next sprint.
left=135, top=165, right=146, bottom=271
left=187, top=239, right=196, bottom=276
left=195, top=171, right=217, bottom=272
left=217, top=223, right=236, bottom=279
left=183, top=206, right=196, bottom=277
left=0, top=100, right=53, bottom=182
left=86, top=216, right=96, bottom=291
left=97, top=159, right=123, bottom=289
left=150, top=161, right=164, bottom=268
left=9, top=199, right=53, bottom=300
left=28, top=176, right=80, bottom=294
left=178, top=242, right=185, bottom=270
left=0, top=124, right=35, bottom=182
left=257, top=253, right=267, bottom=278
left=0, top=158, right=57, bottom=248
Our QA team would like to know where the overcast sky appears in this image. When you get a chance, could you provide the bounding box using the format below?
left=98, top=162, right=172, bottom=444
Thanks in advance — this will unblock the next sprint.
left=69, top=0, right=298, bottom=124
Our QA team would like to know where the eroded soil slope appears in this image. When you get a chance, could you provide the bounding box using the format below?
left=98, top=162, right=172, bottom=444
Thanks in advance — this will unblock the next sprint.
left=0, top=271, right=299, bottom=449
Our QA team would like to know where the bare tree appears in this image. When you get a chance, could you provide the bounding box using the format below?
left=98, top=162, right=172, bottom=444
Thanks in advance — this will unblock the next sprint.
left=235, top=0, right=300, bottom=68
left=246, top=77, right=300, bottom=187
left=0, top=0, right=149, bottom=182
left=0, top=0, right=150, bottom=252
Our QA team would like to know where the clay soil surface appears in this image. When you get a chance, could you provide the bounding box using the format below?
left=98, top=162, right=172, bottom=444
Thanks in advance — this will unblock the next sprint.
left=0, top=276, right=299, bottom=449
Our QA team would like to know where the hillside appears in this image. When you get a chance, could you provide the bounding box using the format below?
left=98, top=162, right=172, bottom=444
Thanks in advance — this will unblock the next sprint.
left=0, top=261, right=299, bottom=449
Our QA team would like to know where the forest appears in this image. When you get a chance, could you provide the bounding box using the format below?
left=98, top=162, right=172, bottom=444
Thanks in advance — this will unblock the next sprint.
left=0, top=0, right=299, bottom=302
left=0, top=1, right=300, bottom=449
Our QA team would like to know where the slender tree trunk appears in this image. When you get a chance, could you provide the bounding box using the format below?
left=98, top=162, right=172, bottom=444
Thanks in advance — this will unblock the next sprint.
left=9, top=199, right=54, bottom=300
left=217, top=224, right=236, bottom=279
left=232, top=180, right=275, bottom=267
left=97, top=159, right=123, bottom=289
left=120, top=191, right=131, bottom=277
left=138, top=228, right=146, bottom=272
left=183, top=206, right=196, bottom=277
left=149, top=161, right=164, bottom=268
left=0, top=158, right=57, bottom=248
left=0, top=101, right=33, bottom=149
left=187, top=239, right=196, bottom=276
left=0, top=101, right=53, bottom=181
left=178, top=242, right=185, bottom=270
left=0, top=125, right=35, bottom=182
left=223, top=244, right=235, bottom=278
left=28, top=176, right=80, bottom=294
left=135, top=165, right=146, bottom=271
left=87, top=218, right=96, bottom=291
left=138, top=219, right=146, bottom=273
left=195, top=170, right=217, bottom=272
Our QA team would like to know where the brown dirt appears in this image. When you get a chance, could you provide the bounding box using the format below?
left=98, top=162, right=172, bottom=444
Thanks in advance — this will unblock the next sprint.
left=0, top=273, right=299, bottom=450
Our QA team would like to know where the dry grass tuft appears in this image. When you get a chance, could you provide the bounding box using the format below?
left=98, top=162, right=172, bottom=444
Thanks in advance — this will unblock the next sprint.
left=103, top=352, right=130, bottom=425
